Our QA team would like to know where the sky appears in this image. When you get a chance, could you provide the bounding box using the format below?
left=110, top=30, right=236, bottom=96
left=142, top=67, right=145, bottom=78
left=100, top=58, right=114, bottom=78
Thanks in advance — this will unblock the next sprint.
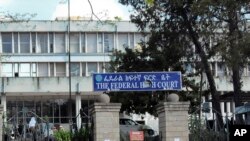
left=0, top=0, right=131, bottom=20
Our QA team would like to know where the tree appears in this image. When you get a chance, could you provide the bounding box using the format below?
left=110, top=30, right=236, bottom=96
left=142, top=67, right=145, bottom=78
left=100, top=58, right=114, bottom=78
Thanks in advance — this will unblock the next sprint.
left=118, top=0, right=250, bottom=125
left=0, top=11, right=36, bottom=21
left=210, top=0, right=250, bottom=124
left=109, top=46, right=201, bottom=116
left=116, top=0, right=226, bottom=128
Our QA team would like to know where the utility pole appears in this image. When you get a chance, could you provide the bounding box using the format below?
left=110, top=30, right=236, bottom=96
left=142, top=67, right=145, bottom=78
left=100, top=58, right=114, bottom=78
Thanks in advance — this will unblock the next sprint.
left=67, top=0, right=73, bottom=131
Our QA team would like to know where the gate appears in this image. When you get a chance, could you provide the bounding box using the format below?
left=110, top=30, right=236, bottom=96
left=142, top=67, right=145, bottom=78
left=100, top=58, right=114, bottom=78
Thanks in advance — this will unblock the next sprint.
left=72, top=108, right=93, bottom=141
left=3, top=110, right=94, bottom=141
left=3, top=111, right=51, bottom=141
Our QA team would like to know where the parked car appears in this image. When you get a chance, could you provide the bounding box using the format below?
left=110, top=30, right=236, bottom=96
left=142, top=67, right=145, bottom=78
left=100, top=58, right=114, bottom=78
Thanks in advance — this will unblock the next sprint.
left=119, top=117, right=157, bottom=140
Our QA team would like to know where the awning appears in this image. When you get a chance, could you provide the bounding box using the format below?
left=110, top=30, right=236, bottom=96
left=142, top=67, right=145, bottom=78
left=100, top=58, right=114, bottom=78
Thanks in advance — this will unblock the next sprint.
left=235, top=103, right=250, bottom=114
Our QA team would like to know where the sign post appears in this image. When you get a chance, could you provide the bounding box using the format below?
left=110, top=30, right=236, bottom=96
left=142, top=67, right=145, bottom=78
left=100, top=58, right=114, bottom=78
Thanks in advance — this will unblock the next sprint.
left=93, top=72, right=182, bottom=91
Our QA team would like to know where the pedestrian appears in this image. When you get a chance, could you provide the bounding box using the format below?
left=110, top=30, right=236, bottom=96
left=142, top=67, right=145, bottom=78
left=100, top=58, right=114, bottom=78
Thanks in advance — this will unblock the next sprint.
left=28, top=117, right=37, bottom=141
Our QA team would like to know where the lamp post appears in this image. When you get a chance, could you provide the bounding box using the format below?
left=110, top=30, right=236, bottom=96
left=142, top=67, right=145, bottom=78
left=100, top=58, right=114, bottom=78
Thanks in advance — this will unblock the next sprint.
left=67, top=0, right=73, bottom=130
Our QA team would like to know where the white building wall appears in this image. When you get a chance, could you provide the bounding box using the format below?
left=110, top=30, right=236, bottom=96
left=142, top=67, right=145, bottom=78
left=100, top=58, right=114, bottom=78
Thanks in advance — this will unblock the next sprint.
left=0, top=77, right=94, bottom=94
left=1, top=20, right=250, bottom=127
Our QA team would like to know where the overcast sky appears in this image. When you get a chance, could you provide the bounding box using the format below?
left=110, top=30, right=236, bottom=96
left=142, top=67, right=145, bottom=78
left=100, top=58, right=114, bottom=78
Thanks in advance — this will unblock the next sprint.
left=0, top=0, right=130, bottom=20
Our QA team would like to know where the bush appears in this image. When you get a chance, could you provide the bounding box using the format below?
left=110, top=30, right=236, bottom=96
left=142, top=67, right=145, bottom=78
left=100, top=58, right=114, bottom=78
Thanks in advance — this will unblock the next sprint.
left=54, top=130, right=71, bottom=141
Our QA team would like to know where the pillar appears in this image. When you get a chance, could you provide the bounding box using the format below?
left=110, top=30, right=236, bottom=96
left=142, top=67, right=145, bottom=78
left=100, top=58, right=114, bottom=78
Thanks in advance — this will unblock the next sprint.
left=157, top=94, right=190, bottom=141
left=1, top=93, right=6, bottom=123
left=75, top=93, right=82, bottom=129
left=226, top=102, right=230, bottom=114
left=0, top=105, right=3, bottom=141
left=220, top=102, right=224, bottom=116
left=90, top=103, right=121, bottom=141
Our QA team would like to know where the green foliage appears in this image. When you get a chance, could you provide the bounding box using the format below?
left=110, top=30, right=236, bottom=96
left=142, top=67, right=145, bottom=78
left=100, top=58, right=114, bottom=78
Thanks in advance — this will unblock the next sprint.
left=145, top=0, right=154, bottom=6
left=189, top=114, right=226, bottom=141
left=73, top=127, right=89, bottom=140
left=53, top=127, right=89, bottom=141
left=54, top=130, right=71, bottom=141
left=110, top=46, right=201, bottom=115
left=110, top=91, right=165, bottom=116
left=118, top=0, right=250, bottom=125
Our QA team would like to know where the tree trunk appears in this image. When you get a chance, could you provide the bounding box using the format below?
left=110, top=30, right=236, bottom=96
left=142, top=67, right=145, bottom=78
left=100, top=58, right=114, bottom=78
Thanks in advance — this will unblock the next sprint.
left=181, top=10, right=224, bottom=129
left=232, top=65, right=244, bottom=124
left=228, top=6, right=244, bottom=125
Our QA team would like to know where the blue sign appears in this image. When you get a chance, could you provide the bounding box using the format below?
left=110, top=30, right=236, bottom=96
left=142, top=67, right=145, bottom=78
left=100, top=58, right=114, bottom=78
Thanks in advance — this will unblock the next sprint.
left=93, top=72, right=182, bottom=91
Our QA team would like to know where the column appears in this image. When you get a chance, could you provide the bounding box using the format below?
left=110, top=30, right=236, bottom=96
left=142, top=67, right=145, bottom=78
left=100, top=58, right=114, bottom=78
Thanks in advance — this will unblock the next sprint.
left=1, top=93, right=6, bottom=122
left=75, top=93, right=82, bottom=129
left=157, top=95, right=190, bottom=141
left=226, top=102, right=230, bottom=114
left=231, top=102, right=235, bottom=120
left=0, top=106, right=3, bottom=141
left=220, top=102, right=224, bottom=116
left=90, top=103, right=121, bottom=141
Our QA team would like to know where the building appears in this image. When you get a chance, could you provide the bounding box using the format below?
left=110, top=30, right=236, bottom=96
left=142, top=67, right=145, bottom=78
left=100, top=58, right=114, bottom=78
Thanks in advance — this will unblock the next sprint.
left=1, top=20, right=250, bottom=130
left=0, top=20, right=147, bottom=129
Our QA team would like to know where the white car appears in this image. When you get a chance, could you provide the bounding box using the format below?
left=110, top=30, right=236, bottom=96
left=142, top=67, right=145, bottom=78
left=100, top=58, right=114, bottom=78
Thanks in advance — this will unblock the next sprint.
left=119, top=118, right=157, bottom=138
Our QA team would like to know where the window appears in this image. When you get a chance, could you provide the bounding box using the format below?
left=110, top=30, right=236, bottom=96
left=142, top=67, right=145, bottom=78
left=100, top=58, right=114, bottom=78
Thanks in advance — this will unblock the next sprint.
left=19, top=63, right=30, bottom=77
left=118, top=33, right=128, bottom=51
left=134, top=33, right=144, bottom=50
left=31, top=63, right=37, bottom=77
left=70, top=33, right=79, bottom=53
left=86, top=33, right=97, bottom=53
left=81, top=33, right=85, bottom=53
left=14, top=63, right=19, bottom=77
left=20, top=33, right=30, bottom=53
left=56, top=63, right=66, bottom=76
left=97, top=33, right=103, bottom=53
left=1, top=63, right=13, bottom=77
left=134, top=34, right=145, bottom=43
left=55, top=33, right=65, bottom=53
left=38, top=63, right=48, bottom=77
left=2, top=33, right=12, bottom=53
left=98, top=62, right=109, bottom=73
left=70, top=63, right=80, bottom=76
left=210, top=62, right=216, bottom=76
left=82, top=62, right=86, bottom=76
left=14, top=33, right=18, bottom=53
left=104, top=63, right=110, bottom=72
left=50, top=63, right=55, bottom=76
left=217, top=62, right=225, bottom=77
left=49, top=33, right=54, bottom=53
left=99, top=62, right=105, bottom=73
left=31, top=33, right=36, bottom=53
left=87, top=62, right=97, bottom=76
left=104, top=33, right=114, bottom=52
left=37, top=33, right=48, bottom=53
left=129, top=33, right=134, bottom=49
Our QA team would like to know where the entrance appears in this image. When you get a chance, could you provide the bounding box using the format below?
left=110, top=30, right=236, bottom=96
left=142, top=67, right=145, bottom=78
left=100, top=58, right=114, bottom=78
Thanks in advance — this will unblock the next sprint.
left=3, top=99, right=75, bottom=141
left=3, top=97, right=95, bottom=141
left=6, top=99, right=73, bottom=124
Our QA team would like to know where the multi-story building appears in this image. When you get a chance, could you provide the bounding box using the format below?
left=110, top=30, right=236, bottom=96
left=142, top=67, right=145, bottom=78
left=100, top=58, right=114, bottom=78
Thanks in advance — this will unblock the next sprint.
left=1, top=20, right=250, bottom=129
left=0, top=20, right=147, bottom=129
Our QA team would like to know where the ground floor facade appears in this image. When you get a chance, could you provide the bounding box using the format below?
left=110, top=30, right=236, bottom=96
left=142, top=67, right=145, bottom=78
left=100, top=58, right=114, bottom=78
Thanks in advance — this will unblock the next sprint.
left=0, top=77, right=106, bottom=132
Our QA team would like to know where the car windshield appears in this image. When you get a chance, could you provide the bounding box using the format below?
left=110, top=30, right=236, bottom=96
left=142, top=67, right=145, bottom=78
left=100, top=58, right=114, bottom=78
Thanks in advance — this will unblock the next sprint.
left=120, top=119, right=137, bottom=125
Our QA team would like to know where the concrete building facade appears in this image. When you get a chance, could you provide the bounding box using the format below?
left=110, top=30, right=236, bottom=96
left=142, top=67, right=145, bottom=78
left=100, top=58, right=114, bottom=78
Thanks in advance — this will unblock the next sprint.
left=1, top=20, right=250, bottom=132
left=0, top=20, right=147, bottom=129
